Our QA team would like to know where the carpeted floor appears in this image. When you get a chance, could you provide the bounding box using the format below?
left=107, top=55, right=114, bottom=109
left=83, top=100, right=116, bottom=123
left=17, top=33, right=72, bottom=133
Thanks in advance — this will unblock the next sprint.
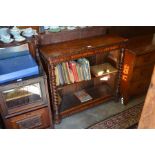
left=88, top=102, right=143, bottom=129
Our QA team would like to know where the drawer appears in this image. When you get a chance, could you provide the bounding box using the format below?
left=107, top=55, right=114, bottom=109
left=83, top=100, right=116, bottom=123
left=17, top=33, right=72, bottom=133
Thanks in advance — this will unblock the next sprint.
left=129, top=80, right=151, bottom=96
left=5, top=107, right=51, bottom=129
left=131, top=64, right=154, bottom=82
left=135, top=51, right=155, bottom=67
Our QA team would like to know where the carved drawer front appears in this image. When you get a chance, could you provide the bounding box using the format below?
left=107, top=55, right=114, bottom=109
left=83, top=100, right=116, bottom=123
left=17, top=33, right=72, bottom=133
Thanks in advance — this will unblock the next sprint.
left=135, top=52, right=155, bottom=67
left=5, top=107, right=50, bottom=129
left=131, top=65, right=154, bottom=82
left=129, top=80, right=151, bottom=96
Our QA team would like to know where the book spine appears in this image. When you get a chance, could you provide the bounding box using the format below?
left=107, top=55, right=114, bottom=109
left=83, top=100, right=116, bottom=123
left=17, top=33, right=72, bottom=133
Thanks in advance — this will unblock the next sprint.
left=62, top=62, right=70, bottom=84
left=66, top=62, right=74, bottom=83
left=79, top=65, right=84, bottom=81
left=76, top=63, right=82, bottom=82
left=55, top=65, right=60, bottom=86
left=69, top=61, right=79, bottom=82
left=77, top=59, right=87, bottom=80
left=83, top=58, right=91, bottom=80
left=58, top=64, right=65, bottom=85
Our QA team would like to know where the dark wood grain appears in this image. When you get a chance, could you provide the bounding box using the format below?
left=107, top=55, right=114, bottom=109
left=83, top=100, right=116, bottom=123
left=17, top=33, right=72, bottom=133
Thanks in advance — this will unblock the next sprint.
left=121, top=34, right=155, bottom=104
left=38, top=26, right=108, bottom=45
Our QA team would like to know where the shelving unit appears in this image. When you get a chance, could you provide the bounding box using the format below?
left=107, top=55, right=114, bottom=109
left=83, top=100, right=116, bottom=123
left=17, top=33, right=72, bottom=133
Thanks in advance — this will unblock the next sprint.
left=39, top=35, right=128, bottom=124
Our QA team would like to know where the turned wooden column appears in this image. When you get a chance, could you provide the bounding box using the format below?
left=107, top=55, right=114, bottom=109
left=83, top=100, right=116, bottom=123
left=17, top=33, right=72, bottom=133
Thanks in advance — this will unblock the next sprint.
left=115, top=48, right=125, bottom=102
left=48, top=62, right=61, bottom=124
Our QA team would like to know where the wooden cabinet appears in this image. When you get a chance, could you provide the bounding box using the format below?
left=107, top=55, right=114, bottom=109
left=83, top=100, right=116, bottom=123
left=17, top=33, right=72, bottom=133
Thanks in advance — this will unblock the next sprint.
left=121, top=34, right=155, bottom=104
left=39, top=35, right=127, bottom=124
left=0, top=75, right=53, bottom=129
left=0, top=41, right=53, bottom=129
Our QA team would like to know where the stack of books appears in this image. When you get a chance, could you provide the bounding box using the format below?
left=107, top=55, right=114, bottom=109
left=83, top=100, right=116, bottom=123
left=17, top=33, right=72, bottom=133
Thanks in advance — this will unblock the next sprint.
left=55, top=58, right=91, bottom=86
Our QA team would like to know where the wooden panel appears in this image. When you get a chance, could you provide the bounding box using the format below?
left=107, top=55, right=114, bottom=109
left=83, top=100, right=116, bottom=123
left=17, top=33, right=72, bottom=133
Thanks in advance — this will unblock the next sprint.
left=108, top=26, right=155, bottom=38
left=38, top=26, right=107, bottom=45
left=138, top=66, right=155, bottom=128
left=120, top=50, right=135, bottom=104
left=135, top=52, right=155, bottom=67
left=5, top=107, right=50, bottom=129
left=129, top=79, right=151, bottom=96
left=39, top=35, right=127, bottom=60
left=131, top=64, right=154, bottom=82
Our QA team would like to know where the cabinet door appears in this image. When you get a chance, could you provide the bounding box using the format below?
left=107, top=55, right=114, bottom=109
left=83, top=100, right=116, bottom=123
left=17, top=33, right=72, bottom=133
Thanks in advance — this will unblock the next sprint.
left=0, top=78, right=48, bottom=116
left=5, top=107, right=51, bottom=129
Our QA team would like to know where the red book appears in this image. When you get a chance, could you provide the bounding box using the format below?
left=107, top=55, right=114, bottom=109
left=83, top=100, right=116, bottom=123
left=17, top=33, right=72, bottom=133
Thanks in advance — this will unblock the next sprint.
left=65, top=62, right=74, bottom=83
left=69, top=61, right=79, bottom=82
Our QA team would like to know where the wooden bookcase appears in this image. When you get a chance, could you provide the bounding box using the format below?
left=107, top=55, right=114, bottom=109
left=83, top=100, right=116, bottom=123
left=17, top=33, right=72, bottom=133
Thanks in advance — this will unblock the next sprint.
left=39, top=35, right=128, bottom=124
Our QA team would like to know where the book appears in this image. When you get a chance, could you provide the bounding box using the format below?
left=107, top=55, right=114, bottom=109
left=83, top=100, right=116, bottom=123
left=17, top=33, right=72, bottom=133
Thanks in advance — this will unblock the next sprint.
left=83, top=58, right=91, bottom=80
left=55, top=65, right=60, bottom=86
left=65, top=62, right=75, bottom=83
left=79, top=64, right=84, bottom=81
left=74, top=90, right=93, bottom=103
left=57, top=64, right=65, bottom=85
left=76, top=63, right=82, bottom=82
left=0, top=54, right=39, bottom=84
left=69, top=61, right=79, bottom=82
left=77, top=58, right=91, bottom=80
left=90, top=63, right=117, bottom=77
left=62, top=62, right=70, bottom=84
left=61, top=63, right=67, bottom=84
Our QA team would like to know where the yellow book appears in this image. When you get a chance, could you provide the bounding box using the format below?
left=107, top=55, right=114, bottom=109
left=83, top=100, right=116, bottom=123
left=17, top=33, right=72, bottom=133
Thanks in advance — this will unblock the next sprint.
left=91, top=63, right=117, bottom=77
left=55, top=65, right=60, bottom=86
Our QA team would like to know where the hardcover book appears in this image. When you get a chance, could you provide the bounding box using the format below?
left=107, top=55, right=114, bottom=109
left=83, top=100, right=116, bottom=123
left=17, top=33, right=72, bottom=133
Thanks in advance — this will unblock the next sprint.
left=69, top=61, right=79, bottom=82
left=57, top=64, right=65, bottom=85
left=0, top=43, right=29, bottom=60
left=91, top=63, right=117, bottom=77
left=66, top=62, right=75, bottom=83
left=0, top=54, right=39, bottom=84
left=55, top=65, right=60, bottom=86
left=74, top=90, right=93, bottom=103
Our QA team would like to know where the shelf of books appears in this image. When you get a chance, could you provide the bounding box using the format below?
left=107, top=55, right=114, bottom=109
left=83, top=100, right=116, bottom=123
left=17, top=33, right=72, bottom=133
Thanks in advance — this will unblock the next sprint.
left=55, top=55, right=118, bottom=118
left=56, top=59, right=118, bottom=89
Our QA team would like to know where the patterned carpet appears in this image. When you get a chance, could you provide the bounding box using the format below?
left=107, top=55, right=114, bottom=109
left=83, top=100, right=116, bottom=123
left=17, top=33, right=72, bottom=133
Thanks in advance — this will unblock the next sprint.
left=88, top=103, right=143, bottom=129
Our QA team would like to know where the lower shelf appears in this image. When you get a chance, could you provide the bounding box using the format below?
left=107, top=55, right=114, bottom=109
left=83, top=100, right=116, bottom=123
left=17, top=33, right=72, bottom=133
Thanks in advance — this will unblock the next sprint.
left=60, top=84, right=113, bottom=118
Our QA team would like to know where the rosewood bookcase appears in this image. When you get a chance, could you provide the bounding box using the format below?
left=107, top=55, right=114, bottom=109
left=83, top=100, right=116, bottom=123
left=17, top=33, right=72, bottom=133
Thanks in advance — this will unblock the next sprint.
left=39, top=35, right=128, bottom=124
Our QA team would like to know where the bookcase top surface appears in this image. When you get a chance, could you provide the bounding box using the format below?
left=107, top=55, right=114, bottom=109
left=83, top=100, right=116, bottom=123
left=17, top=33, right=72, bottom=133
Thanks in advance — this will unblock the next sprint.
left=39, top=35, right=127, bottom=60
